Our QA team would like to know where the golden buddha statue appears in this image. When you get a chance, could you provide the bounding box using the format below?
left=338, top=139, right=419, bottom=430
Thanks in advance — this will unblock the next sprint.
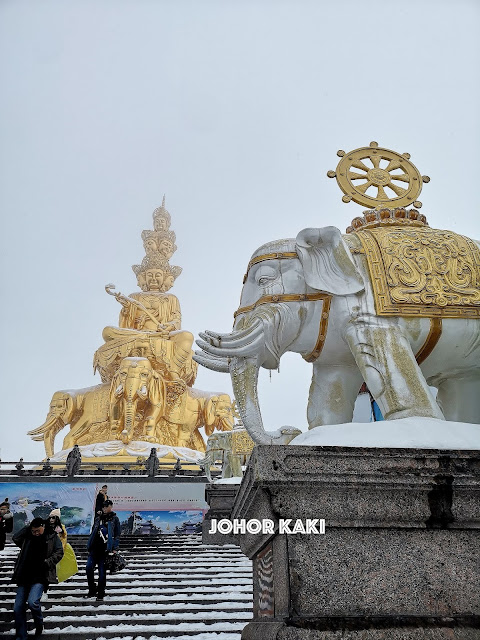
left=29, top=199, right=234, bottom=464
left=93, top=204, right=198, bottom=388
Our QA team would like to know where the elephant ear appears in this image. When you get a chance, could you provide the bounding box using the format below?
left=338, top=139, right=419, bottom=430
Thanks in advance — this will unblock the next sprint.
left=295, top=226, right=364, bottom=295
left=204, top=397, right=217, bottom=436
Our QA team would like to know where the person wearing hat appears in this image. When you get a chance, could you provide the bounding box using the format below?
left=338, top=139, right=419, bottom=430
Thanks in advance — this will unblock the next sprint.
left=0, top=501, right=13, bottom=551
left=46, top=509, right=78, bottom=585
left=12, top=517, right=63, bottom=639
left=86, top=499, right=121, bottom=601
left=46, top=509, right=67, bottom=548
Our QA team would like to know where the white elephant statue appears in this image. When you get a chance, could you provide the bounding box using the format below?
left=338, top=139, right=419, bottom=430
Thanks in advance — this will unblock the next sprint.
left=200, top=426, right=255, bottom=481
left=195, top=212, right=480, bottom=445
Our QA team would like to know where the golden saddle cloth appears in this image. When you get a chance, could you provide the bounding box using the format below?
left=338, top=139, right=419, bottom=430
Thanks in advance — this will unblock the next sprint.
left=354, top=226, right=480, bottom=318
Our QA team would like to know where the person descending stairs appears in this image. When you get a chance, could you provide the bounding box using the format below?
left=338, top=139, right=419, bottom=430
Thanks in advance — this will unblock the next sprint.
left=0, top=533, right=252, bottom=639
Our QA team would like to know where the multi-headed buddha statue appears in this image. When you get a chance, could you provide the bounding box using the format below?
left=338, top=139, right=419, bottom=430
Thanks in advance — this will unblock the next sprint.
left=94, top=203, right=197, bottom=388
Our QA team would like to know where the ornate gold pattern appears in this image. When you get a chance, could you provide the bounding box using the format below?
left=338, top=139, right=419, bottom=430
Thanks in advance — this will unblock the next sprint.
left=345, top=207, right=429, bottom=234
left=355, top=226, right=480, bottom=318
left=302, top=295, right=332, bottom=363
left=243, top=252, right=298, bottom=283
left=234, top=292, right=331, bottom=319
left=328, top=142, right=430, bottom=210
left=231, top=429, right=255, bottom=456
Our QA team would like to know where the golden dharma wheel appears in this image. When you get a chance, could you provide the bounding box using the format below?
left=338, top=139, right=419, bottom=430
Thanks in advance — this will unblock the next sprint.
left=327, top=141, right=430, bottom=209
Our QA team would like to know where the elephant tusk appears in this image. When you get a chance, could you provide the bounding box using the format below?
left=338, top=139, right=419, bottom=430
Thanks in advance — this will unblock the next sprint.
left=202, top=319, right=262, bottom=343
left=196, top=332, right=265, bottom=358
left=114, top=384, right=124, bottom=398
left=193, top=352, right=230, bottom=373
left=137, top=385, right=148, bottom=400
left=199, top=322, right=264, bottom=349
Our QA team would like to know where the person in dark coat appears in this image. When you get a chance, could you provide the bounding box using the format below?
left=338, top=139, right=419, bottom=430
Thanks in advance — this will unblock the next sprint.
left=65, top=444, right=82, bottom=476
left=86, top=500, right=121, bottom=601
left=94, top=485, right=109, bottom=515
left=12, top=517, right=64, bottom=639
left=0, top=501, right=14, bottom=551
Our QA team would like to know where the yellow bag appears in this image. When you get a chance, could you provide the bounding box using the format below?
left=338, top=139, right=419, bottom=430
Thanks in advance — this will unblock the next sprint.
left=56, top=543, right=78, bottom=583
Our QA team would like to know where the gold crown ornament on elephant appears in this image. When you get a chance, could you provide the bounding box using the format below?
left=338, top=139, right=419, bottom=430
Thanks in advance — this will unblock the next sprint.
left=195, top=143, right=480, bottom=446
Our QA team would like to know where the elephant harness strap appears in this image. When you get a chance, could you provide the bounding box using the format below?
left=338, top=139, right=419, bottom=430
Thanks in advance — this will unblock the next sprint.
left=236, top=253, right=443, bottom=366
left=234, top=291, right=333, bottom=363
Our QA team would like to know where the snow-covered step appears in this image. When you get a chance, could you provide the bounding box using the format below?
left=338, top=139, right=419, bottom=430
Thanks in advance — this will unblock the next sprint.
left=0, top=534, right=253, bottom=639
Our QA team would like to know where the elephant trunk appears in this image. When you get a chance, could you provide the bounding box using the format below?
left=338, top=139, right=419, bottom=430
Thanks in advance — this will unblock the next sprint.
left=124, top=399, right=137, bottom=438
left=196, top=320, right=267, bottom=360
left=230, top=356, right=298, bottom=445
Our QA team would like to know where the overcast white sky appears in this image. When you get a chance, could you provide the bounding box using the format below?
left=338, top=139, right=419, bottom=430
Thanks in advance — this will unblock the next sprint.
left=1, top=0, right=479, bottom=461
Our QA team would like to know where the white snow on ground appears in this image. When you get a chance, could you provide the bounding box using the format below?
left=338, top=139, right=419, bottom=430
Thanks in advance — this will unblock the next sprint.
left=41, top=601, right=252, bottom=611
left=213, top=477, right=242, bottom=484
left=50, top=579, right=253, bottom=588
left=49, top=622, right=246, bottom=633
left=96, top=635, right=242, bottom=640
left=291, top=417, right=480, bottom=449
left=46, top=611, right=250, bottom=621
left=0, top=585, right=252, bottom=596
left=1, top=536, right=251, bottom=640
left=54, top=592, right=252, bottom=602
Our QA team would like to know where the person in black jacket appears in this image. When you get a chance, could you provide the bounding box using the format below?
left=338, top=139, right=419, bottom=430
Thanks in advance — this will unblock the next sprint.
left=0, top=501, right=14, bottom=551
left=86, top=500, right=120, bottom=601
left=12, top=517, right=64, bottom=639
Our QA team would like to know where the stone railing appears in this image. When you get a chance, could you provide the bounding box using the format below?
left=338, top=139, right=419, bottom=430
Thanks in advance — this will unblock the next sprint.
left=0, top=450, right=220, bottom=479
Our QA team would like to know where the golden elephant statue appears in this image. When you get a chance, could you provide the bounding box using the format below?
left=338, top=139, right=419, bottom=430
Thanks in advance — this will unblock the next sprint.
left=154, top=385, right=235, bottom=452
left=29, top=357, right=235, bottom=455
left=109, top=356, right=163, bottom=444
left=28, top=383, right=111, bottom=457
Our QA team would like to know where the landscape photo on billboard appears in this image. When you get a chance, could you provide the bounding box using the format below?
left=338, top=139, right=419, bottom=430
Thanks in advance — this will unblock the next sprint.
left=116, top=509, right=204, bottom=535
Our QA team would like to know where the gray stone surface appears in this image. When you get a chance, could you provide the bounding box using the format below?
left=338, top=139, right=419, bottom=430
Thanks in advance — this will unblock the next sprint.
left=202, top=482, right=239, bottom=545
left=277, top=627, right=480, bottom=639
left=232, top=445, right=480, bottom=640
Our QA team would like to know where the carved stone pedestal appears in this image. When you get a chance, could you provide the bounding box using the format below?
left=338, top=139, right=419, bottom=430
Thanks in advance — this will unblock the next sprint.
left=202, top=482, right=240, bottom=545
left=233, top=445, right=480, bottom=640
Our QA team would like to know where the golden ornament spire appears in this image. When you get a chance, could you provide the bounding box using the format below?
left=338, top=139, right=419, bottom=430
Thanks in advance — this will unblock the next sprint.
left=327, top=141, right=430, bottom=210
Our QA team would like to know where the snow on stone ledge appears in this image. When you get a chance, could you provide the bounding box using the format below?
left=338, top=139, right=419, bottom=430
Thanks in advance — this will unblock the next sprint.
left=214, top=477, right=243, bottom=484
left=290, top=417, right=480, bottom=450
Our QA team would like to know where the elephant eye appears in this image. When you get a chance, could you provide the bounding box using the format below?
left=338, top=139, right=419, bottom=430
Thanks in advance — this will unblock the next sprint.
left=255, top=265, right=277, bottom=286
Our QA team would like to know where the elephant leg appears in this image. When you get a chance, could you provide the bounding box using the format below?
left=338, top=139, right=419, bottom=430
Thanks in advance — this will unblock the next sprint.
left=435, top=374, right=480, bottom=424
left=62, top=418, right=89, bottom=450
left=109, top=401, right=122, bottom=438
left=203, top=451, right=213, bottom=482
left=177, top=423, right=192, bottom=448
left=345, top=320, right=444, bottom=421
left=308, top=364, right=363, bottom=427
left=227, top=453, right=242, bottom=478
left=144, top=403, right=162, bottom=433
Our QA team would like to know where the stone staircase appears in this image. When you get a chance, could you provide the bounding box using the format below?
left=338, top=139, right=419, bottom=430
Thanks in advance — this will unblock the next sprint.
left=0, top=534, right=252, bottom=639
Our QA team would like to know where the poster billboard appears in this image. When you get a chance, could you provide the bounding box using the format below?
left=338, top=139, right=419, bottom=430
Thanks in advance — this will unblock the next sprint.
left=0, top=482, right=96, bottom=534
left=0, top=481, right=207, bottom=535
